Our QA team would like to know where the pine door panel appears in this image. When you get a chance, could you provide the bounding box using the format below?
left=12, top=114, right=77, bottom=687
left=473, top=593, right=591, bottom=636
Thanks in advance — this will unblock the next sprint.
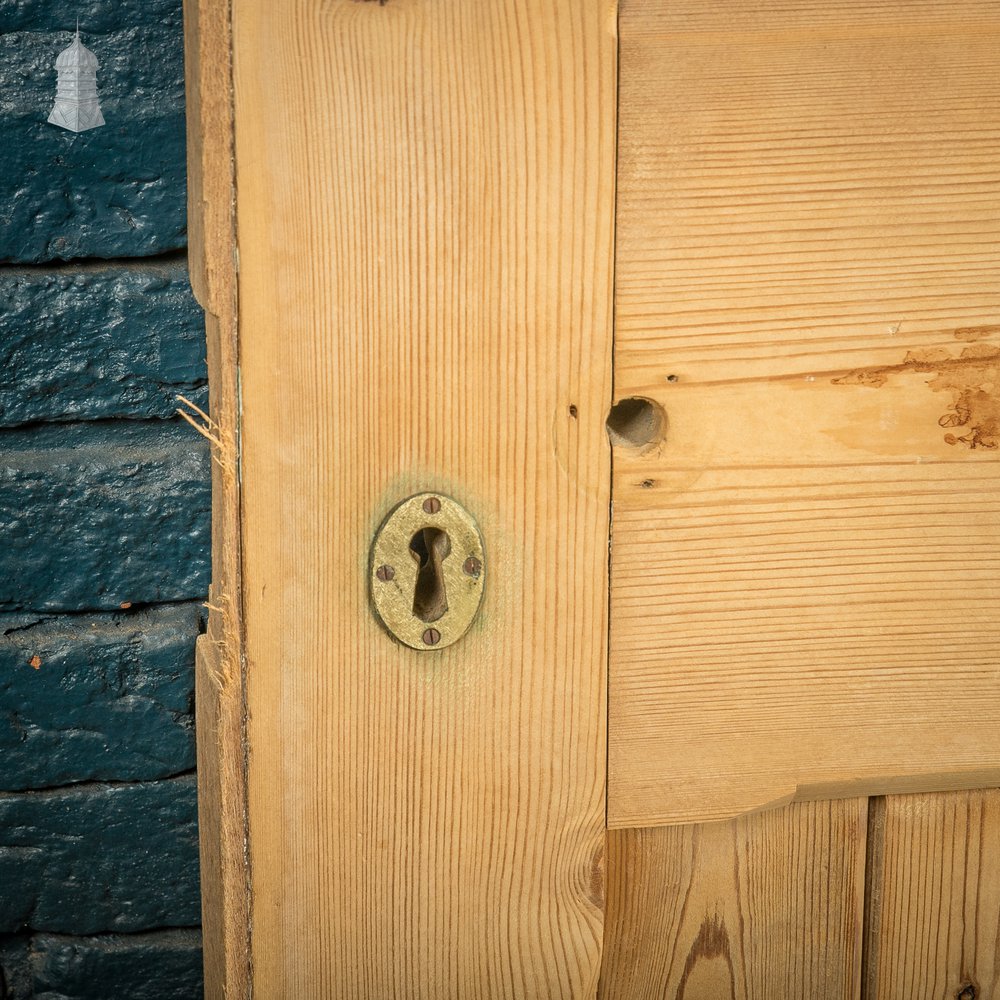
left=599, top=799, right=868, bottom=1000
left=864, top=790, right=1000, bottom=1000
left=609, top=0, right=1000, bottom=828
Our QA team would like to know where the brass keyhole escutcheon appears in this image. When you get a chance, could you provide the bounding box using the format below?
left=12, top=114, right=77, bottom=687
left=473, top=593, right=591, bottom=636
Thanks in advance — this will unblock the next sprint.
left=370, top=493, right=485, bottom=649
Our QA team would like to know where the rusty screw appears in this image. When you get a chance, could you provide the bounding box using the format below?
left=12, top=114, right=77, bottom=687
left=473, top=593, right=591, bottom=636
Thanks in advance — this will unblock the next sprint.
left=422, top=628, right=441, bottom=646
left=422, top=496, right=441, bottom=514
left=463, top=556, right=482, bottom=578
left=375, top=564, right=395, bottom=582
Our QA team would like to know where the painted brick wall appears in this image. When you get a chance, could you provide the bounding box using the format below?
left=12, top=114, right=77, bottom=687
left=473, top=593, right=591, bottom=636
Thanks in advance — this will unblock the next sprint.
left=0, top=2, right=208, bottom=997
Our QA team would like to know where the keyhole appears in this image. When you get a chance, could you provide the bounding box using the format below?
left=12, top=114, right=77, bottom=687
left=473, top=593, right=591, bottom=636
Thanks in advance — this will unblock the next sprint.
left=409, top=527, right=452, bottom=623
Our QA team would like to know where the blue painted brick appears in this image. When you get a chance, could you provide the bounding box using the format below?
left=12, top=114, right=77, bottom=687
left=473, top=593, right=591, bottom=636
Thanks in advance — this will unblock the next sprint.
left=0, top=604, right=200, bottom=791
left=0, top=260, right=207, bottom=427
left=0, top=775, right=200, bottom=934
left=0, top=421, right=211, bottom=612
left=31, top=929, right=203, bottom=1000
left=0, top=0, right=188, bottom=262
left=0, top=929, right=203, bottom=1000
left=0, top=934, right=31, bottom=999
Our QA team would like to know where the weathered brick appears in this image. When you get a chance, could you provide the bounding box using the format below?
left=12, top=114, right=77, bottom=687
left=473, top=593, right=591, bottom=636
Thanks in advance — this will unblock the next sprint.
left=0, top=604, right=200, bottom=791
left=0, top=0, right=187, bottom=262
left=0, top=934, right=31, bottom=1000
left=0, top=421, right=210, bottom=612
left=31, top=929, right=203, bottom=1000
left=0, top=260, right=207, bottom=427
left=0, top=929, right=203, bottom=1000
left=0, top=775, right=200, bottom=934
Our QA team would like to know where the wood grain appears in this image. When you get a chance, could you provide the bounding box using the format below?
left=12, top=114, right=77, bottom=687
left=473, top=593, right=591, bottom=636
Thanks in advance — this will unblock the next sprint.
left=599, top=799, right=868, bottom=1000
left=609, top=0, right=1000, bottom=826
left=230, top=0, right=616, bottom=995
left=864, top=790, right=1000, bottom=1000
left=183, top=0, right=248, bottom=995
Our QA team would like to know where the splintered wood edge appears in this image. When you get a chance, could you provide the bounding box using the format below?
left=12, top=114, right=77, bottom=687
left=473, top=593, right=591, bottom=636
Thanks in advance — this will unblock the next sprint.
left=183, top=0, right=249, bottom=995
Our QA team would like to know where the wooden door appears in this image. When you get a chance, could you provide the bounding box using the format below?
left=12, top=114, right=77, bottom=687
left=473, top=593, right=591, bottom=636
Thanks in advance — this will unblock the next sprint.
left=184, top=0, right=1000, bottom=996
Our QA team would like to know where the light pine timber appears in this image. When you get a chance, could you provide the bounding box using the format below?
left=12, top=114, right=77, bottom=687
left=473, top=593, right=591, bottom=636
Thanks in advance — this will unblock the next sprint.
left=609, top=0, right=1000, bottom=827
left=230, top=1, right=616, bottom=996
left=183, top=0, right=249, bottom=996
left=864, top=790, right=1000, bottom=1000
left=599, top=799, right=868, bottom=1000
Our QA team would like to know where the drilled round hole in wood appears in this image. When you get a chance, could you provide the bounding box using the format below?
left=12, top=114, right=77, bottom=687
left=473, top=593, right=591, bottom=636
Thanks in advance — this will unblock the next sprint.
left=605, top=397, right=665, bottom=449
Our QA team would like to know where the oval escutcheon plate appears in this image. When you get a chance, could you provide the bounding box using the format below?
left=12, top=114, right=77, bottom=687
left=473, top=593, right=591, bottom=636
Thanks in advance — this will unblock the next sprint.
left=370, top=493, right=486, bottom=650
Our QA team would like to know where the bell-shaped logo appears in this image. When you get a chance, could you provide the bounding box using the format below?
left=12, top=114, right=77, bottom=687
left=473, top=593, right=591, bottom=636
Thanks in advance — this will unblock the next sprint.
left=48, top=26, right=105, bottom=133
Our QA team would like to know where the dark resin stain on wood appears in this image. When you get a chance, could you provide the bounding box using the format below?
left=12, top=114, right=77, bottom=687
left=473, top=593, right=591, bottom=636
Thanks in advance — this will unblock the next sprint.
left=833, top=335, right=1000, bottom=450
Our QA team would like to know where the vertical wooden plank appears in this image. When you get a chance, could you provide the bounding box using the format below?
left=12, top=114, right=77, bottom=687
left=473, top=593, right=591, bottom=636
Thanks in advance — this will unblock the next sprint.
left=865, top=790, right=1000, bottom=1000
left=183, top=0, right=248, bottom=996
left=600, top=800, right=868, bottom=1000
left=192, top=634, right=247, bottom=1000
left=231, top=1, right=616, bottom=996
